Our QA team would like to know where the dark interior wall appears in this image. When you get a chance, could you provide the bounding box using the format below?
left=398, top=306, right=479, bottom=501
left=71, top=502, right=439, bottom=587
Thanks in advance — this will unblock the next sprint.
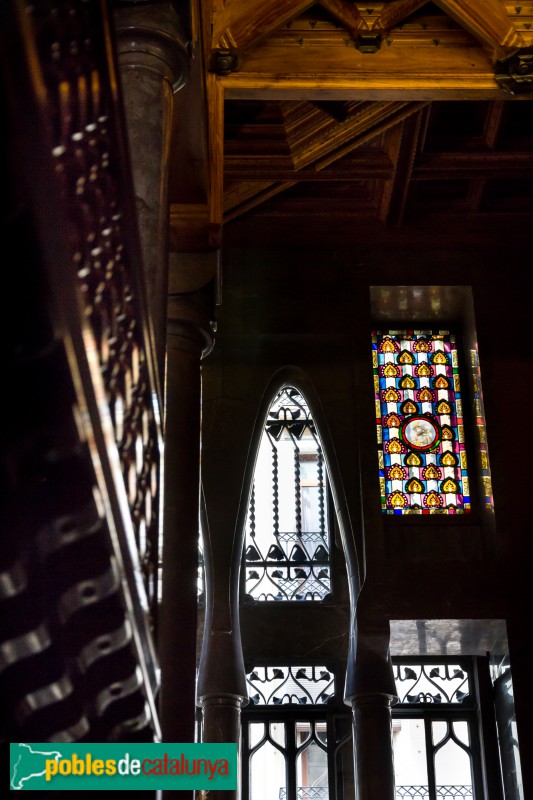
left=200, top=242, right=532, bottom=785
left=202, top=240, right=531, bottom=611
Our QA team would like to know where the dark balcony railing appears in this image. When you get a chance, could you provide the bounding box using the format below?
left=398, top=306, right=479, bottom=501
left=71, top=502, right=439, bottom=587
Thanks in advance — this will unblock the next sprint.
left=396, top=787, right=473, bottom=799
left=279, top=788, right=329, bottom=800
left=279, top=786, right=473, bottom=800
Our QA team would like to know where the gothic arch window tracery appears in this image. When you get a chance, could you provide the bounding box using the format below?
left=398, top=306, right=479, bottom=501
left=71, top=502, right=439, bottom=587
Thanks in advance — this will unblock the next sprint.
left=242, top=386, right=332, bottom=602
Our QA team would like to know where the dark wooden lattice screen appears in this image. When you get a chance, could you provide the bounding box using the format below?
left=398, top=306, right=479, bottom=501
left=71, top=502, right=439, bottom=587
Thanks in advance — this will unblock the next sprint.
left=1, top=0, right=162, bottom=742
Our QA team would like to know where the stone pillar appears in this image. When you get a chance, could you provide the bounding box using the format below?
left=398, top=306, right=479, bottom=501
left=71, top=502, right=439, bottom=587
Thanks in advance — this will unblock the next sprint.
left=351, top=693, right=397, bottom=800
left=345, top=613, right=398, bottom=800
left=114, top=1, right=189, bottom=381
left=158, top=288, right=214, bottom=752
left=201, top=695, right=245, bottom=750
left=196, top=397, right=248, bottom=800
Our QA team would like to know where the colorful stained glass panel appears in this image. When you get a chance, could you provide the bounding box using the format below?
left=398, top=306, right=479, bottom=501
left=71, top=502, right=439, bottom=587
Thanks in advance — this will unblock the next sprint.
left=372, top=330, right=470, bottom=514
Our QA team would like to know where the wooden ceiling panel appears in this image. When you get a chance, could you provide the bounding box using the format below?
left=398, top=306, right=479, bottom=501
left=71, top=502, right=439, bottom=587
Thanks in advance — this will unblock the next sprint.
left=219, top=98, right=533, bottom=238
left=168, top=2, right=533, bottom=250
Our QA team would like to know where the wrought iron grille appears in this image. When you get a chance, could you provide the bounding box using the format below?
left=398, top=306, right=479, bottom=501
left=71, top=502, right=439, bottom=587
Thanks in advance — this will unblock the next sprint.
left=246, top=666, right=335, bottom=706
left=279, top=786, right=474, bottom=800
left=395, top=788, right=473, bottom=799
left=393, top=662, right=471, bottom=705
left=280, top=788, right=329, bottom=799
left=244, top=387, right=331, bottom=601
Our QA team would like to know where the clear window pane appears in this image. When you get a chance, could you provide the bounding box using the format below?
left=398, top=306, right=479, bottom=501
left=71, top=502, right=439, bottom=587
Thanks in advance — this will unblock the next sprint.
left=393, top=718, right=429, bottom=796
left=433, top=721, right=473, bottom=796
left=296, top=722, right=329, bottom=800
left=250, top=730, right=286, bottom=800
left=297, top=720, right=312, bottom=747
left=302, top=485, right=321, bottom=533
left=335, top=717, right=355, bottom=800
left=271, top=721, right=286, bottom=747
left=250, top=721, right=266, bottom=748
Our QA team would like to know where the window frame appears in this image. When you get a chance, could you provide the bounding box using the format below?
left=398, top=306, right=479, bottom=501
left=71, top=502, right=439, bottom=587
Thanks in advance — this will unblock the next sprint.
left=371, top=320, right=485, bottom=523
left=391, top=655, right=502, bottom=800
left=240, top=385, right=337, bottom=604
left=241, top=660, right=352, bottom=800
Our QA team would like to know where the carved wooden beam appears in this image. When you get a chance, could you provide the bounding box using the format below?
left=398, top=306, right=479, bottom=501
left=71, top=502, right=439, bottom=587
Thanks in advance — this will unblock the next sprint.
left=224, top=101, right=427, bottom=220
left=207, top=72, right=225, bottom=240
left=211, top=0, right=313, bottom=66
left=413, top=151, right=533, bottom=178
left=435, top=0, right=524, bottom=59
left=210, top=1, right=526, bottom=67
left=169, top=204, right=213, bottom=252
left=222, top=53, right=504, bottom=101
left=375, top=1, right=430, bottom=33
left=378, top=107, right=428, bottom=225
left=318, top=0, right=364, bottom=38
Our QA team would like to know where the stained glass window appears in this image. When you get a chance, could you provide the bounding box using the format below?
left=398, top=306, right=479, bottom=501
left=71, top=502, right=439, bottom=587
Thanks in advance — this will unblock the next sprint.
left=243, top=387, right=331, bottom=601
left=372, top=330, right=470, bottom=514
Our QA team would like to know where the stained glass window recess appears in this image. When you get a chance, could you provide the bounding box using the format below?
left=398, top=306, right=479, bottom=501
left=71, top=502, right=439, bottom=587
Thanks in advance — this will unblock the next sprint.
left=372, top=330, right=470, bottom=514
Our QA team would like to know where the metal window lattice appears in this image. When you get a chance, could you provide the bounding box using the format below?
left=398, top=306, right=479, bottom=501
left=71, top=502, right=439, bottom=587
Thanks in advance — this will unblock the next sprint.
left=372, top=330, right=469, bottom=514
left=246, top=665, right=335, bottom=706
left=393, top=662, right=471, bottom=705
left=243, top=387, right=331, bottom=601
left=279, top=789, right=329, bottom=800
left=395, top=788, right=472, bottom=799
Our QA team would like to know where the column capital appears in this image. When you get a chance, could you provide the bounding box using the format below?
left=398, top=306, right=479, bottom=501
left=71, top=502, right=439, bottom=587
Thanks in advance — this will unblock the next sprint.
left=114, top=1, right=190, bottom=92
left=198, top=694, right=248, bottom=711
left=167, top=288, right=215, bottom=358
left=350, top=692, right=397, bottom=710
left=196, top=629, right=249, bottom=704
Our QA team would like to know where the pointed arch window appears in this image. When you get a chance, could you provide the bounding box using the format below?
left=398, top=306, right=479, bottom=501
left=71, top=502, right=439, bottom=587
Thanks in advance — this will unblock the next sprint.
left=243, top=387, right=332, bottom=602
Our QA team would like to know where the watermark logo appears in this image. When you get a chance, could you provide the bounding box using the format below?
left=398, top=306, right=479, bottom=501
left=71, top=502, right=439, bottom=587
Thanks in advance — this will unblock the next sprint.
left=9, top=742, right=237, bottom=791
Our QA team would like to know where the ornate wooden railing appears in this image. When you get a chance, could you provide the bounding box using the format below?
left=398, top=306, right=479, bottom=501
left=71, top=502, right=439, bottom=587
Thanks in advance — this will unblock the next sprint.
left=1, top=0, right=162, bottom=741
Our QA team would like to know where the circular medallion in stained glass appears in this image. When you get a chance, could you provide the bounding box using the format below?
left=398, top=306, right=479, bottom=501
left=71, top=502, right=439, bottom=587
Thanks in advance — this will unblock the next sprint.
left=400, top=415, right=440, bottom=452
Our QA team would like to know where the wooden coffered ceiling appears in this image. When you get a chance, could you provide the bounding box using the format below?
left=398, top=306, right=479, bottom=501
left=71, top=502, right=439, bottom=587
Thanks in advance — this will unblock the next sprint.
left=169, top=1, right=533, bottom=250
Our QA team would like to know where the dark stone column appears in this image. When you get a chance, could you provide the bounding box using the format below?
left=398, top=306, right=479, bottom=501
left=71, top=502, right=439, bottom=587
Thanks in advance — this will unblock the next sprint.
left=158, top=289, right=214, bottom=751
left=351, top=693, right=397, bottom=800
left=201, top=695, right=245, bottom=748
left=196, top=383, right=248, bottom=800
left=345, top=612, right=398, bottom=800
left=114, top=1, right=189, bottom=381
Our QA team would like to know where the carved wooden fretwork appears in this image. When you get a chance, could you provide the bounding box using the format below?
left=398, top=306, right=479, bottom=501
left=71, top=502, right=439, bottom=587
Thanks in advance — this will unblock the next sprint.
left=2, top=0, right=162, bottom=742
left=209, top=0, right=526, bottom=70
left=30, top=0, right=163, bottom=620
left=495, top=46, right=533, bottom=94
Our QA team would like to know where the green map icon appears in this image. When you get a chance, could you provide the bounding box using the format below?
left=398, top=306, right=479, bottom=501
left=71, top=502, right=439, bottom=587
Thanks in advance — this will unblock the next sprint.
left=10, top=743, right=63, bottom=790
